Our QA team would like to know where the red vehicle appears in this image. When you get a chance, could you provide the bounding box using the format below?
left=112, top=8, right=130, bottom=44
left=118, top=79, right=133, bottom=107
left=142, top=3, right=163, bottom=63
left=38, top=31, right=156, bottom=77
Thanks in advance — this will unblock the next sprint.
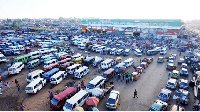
left=50, top=87, right=77, bottom=110
left=58, top=58, right=71, bottom=65
left=59, top=62, right=74, bottom=70
left=59, top=55, right=71, bottom=61
left=43, top=63, right=59, bottom=72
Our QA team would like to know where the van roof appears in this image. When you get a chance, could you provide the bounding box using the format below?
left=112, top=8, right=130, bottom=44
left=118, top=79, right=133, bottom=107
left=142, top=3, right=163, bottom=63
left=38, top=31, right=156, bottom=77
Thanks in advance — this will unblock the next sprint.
left=43, top=68, right=59, bottom=75
left=102, top=59, right=113, bottom=63
left=30, top=51, right=40, bottom=54
left=26, top=78, right=43, bottom=87
left=67, top=64, right=81, bottom=69
left=75, top=66, right=88, bottom=73
left=10, top=62, right=23, bottom=68
left=27, top=69, right=44, bottom=77
left=51, top=71, right=65, bottom=79
left=88, top=76, right=105, bottom=85
left=54, top=87, right=77, bottom=101
left=103, top=68, right=114, bottom=75
left=66, top=90, right=88, bottom=104
left=135, top=49, right=141, bottom=52
left=124, top=58, right=134, bottom=62
left=28, top=59, right=40, bottom=63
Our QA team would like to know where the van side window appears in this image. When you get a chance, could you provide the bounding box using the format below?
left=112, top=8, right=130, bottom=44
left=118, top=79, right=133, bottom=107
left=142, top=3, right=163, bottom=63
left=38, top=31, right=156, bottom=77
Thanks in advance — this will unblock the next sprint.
left=83, top=93, right=89, bottom=99
left=73, top=103, right=77, bottom=109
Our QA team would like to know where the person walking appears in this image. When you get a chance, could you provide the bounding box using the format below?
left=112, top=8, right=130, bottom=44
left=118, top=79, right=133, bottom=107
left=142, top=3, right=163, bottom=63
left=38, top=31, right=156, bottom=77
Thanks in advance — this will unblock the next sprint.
left=6, top=81, right=10, bottom=89
left=133, top=89, right=138, bottom=98
left=120, top=74, right=123, bottom=82
left=29, top=69, right=32, bottom=73
left=168, top=72, right=171, bottom=80
left=81, top=80, right=84, bottom=89
left=0, top=75, right=1, bottom=81
left=48, top=91, right=53, bottom=100
left=0, top=81, right=2, bottom=88
left=15, top=79, right=19, bottom=87
left=17, top=85, right=20, bottom=92
left=20, top=104, right=25, bottom=111
left=78, top=83, right=81, bottom=91
left=0, top=87, right=2, bottom=95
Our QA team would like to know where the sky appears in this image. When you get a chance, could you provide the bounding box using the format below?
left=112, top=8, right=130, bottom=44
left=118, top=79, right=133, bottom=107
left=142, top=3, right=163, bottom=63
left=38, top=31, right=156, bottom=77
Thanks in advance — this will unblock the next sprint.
left=0, top=0, right=200, bottom=21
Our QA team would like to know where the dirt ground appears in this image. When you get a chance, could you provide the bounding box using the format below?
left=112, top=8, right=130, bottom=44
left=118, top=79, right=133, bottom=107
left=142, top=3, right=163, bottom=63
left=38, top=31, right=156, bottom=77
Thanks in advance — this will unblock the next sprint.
left=0, top=42, right=195, bottom=111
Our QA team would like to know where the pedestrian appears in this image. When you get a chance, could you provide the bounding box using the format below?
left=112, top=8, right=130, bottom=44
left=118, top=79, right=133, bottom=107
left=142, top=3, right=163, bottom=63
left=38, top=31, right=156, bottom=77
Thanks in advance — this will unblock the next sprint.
left=133, top=89, right=138, bottom=98
left=78, top=83, right=81, bottom=91
left=120, top=74, right=123, bottom=82
left=168, top=72, right=171, bottom=80
left=0, top=87, right=2, bottom=95
left=74, top=83, right=76, bottom=88
left=29, top=69, right=32, bottom=73
left=15, top=79, right=19, bottom=87
left=0, top=75, right=1, bottom=81
left=20, top=104, right=25, bottom=111
left=179, top=52, right=181, bottom=56
left=117, top=74, right=120, bottom=81
left=48, top=91, right=53, bottom=100
left=140, top=59, right=141, bottom=63
left=0, top=81, right=2, bottom=88
left=8, top=71, right=11, bottom=76
left=126, top=77, right=128, bottom=84
left=6, top=81, right=10, bottom=89
left=17, top=85, right=20, bottom=92
left=81, top=80, right=84, bottom=88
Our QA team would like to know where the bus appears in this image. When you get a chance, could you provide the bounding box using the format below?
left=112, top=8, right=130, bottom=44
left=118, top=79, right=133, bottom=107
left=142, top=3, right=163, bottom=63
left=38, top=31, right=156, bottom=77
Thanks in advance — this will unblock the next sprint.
left=14, top=54, right=32, bottom=63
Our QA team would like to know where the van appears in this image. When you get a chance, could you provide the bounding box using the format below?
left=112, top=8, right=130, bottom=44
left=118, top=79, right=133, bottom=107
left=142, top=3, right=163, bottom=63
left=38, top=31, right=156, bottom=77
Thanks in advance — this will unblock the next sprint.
left=63, top=90, right=89, bottom=111
left=101, top=59, right=114, bottom=69
left=0, top=54, right=7, bottom=63
left=66, top=64, right=82, bottom=75
left=83, top=56, right=95, bottom=66
left=17, top=45, right=24, bottom=51
left=71, top=53, right=82, bottom=61
left=25, top=78, right=46, bottom=94
left=30, top=51, right=40, bottom=60
left=78, top=44, right=86, bottom=50
left=134, top=49, right=142, bottom=56
left=60, top=62, right=74, bottom=71
left=43, top=63, right=59, bottom=72
left=59, top=55, right=71, bottom=61
left=9, top=46, right=19, bottom=51
left=41, top=54, right=54, bottom=63
left=58, top=58, right=71, bottom=65
left=43, top=68, right=60, bottom=81
left=116, top=49, right=124, bottom=55
left=50, top=87, right=77, bottom=110
left=8, top=62, right=24, bottom=75
left=124, top=58, right=134, bottom=67
left=86, top=76, right=106, bottom=91
left=110, top=48, right=117, bottom=55
left=26, top=69, right=44, bottom=83
left=101, top=68, right=115, bottom=81
left=92, top=45, right=101, bottom=52
left=27, top=59, right=41, bottom=68
left=54, top=52, right=68, bottom=60
left=160, top=48, right=167, bottom=55
left=74, top=66, right=89, bottom=78
left=43, top=56, right=57, bottom=63
left=44, top=59, right=58, bottom=67
left=50, top=71, right=66, bottom=85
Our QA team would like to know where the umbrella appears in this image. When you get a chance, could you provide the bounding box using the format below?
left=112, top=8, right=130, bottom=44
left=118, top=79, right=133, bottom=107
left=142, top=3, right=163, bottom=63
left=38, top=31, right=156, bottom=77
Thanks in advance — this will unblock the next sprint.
left=73, top=106, right=84, bottom=111
left=91, top=88, right=103, bottom=97
left=119, top=66, right=126, bottom=71
left=85, top=97, right=99, bottom=106
left=196, top=71, right=200, bottom=76
left=116, top=57, right=122, bottom=61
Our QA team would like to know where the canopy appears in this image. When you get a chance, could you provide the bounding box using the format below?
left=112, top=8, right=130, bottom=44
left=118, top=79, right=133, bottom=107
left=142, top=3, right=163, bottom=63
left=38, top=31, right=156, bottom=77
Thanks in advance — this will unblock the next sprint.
left=119, top=66, right=126, bottom=71
left=73, top=106, right=84, bottom=111
left=116, top=57, right=122, bottom=61
left=85, top=97, right=99, bottom=106
left=90, top=88, right=104, bottom=97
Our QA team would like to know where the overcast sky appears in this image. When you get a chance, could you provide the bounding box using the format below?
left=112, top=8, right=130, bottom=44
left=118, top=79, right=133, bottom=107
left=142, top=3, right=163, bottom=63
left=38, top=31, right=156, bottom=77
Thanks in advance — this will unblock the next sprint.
left=0, top=0, right=200, bottom=21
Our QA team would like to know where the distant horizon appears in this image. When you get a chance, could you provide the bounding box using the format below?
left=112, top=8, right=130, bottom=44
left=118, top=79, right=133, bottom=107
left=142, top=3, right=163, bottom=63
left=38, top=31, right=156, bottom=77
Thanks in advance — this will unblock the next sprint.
left=1, top=0, right=200, bottom=22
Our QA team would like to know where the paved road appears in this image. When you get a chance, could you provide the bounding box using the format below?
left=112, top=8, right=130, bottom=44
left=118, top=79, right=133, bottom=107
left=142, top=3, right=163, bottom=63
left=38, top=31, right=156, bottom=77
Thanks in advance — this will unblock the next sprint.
left=0, top=45, right=196, bottom=111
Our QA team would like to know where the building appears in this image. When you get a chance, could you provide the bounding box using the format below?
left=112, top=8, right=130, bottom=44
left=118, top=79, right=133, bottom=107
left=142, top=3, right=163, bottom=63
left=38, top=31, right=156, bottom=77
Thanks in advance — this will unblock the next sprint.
left=82, top=19, right=184, bottom=39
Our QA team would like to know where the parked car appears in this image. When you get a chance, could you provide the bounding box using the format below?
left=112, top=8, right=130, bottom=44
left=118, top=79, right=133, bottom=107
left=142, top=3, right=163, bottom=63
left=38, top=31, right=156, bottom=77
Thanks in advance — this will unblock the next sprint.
left=171, top=70, right=179, bottom=79
left=106, top=90, right=120, bottom=110
left=149, top=99, right=168, bottom=111
left=166, top=78, right=177, bottom=89
left=179, top=79, right=189, bottom=89
left=158, top=88, right=172, bottom=102
left=175, top=89, right=190, bottom=105
left=157, top=57, right=164, bottom=63
left=180, top=68, right=188, bottom=76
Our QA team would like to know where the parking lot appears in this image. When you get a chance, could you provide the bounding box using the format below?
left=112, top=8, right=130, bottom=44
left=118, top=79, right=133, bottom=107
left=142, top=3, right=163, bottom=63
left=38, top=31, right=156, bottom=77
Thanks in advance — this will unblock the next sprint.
left=0, top=41, right=196, bottom=111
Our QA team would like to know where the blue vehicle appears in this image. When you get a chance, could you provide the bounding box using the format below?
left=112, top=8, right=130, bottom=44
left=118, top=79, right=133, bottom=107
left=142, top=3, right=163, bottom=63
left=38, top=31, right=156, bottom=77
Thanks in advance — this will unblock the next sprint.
left=2, top=49, right=12, bottom=56
left=158, top=88, right=172, bottom=102
left=114, top=62, right=126, bottom=72
left=103, top=48, right=111, bottom=54
left=123, top=49, right=130, bottom=56
left=42, top=68, right=60, bottom=81
left=0, top=44, right=6, bottom=50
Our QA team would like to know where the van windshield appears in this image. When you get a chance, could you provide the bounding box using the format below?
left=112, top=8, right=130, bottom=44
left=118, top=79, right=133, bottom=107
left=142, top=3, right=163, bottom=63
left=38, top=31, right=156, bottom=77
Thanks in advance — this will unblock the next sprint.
left=87, top=83, right=95, bottom=89
left=64, top=102, right=73, bottom=110
left=51, top=98, right=59, bottom=106
left=51, top=78, right=56, bottom=81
